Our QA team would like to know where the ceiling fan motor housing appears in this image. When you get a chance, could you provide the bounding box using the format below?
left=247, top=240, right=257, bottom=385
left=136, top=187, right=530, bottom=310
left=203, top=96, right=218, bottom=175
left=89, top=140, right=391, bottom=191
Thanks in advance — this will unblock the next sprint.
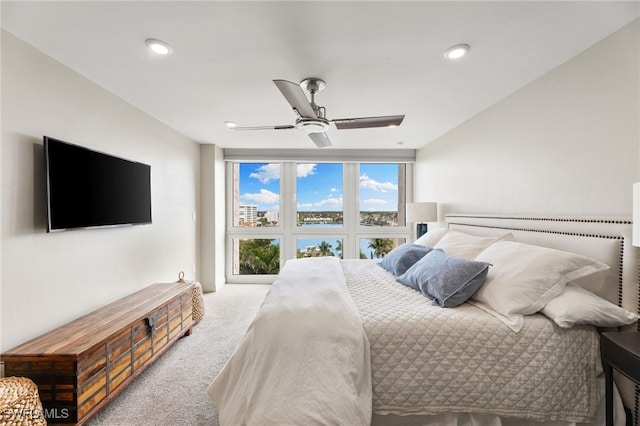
left=295, top=117, right=330, bottom=134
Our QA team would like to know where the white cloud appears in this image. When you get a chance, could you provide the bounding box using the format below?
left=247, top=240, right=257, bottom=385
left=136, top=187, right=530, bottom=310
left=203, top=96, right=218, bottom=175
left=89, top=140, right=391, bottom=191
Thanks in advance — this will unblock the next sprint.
left=330, top=187, right=338, bottom=192
left=249, top=164, right=280, bottom=184
left=297, top=163, right=317, bottom=178
left=297, top=202, right=313, bottom=209
left=360, top=173, right=397, bottom=192
left=363, top=198, right=388, bottom=205
left=241, top=189, right=279, bottom=204
left=316, top=197, right=343, bottom=207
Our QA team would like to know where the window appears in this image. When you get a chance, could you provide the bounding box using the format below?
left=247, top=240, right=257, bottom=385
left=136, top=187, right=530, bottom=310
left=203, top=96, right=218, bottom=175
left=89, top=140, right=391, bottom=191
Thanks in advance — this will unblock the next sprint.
left=359, top=237, right=406, bottom=259
left=359, top=163, right=405, bottom=227
left=233, top=238, right=280, bottom=274
left=232, top=163, right=280, bottom=227
left=227, top=161, right=413, bottom=283
left=297, top=238, right=344, bottom=258
left=297, top=163, right=343, bottom=227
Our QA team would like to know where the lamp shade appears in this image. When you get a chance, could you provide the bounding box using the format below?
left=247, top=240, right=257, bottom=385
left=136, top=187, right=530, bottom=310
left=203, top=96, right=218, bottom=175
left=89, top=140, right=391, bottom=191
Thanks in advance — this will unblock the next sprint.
left=406, top=202, right=438, bottom=223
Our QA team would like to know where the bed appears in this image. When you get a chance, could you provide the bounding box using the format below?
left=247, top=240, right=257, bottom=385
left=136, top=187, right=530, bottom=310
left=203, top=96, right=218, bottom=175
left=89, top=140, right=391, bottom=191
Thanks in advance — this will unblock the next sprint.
left=208, top=215, right=640, bottom=426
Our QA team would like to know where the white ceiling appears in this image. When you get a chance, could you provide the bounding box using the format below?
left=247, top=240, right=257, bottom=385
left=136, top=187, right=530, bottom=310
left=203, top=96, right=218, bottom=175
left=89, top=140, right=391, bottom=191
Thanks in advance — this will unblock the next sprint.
left=2, top=1, right=638, bottom=150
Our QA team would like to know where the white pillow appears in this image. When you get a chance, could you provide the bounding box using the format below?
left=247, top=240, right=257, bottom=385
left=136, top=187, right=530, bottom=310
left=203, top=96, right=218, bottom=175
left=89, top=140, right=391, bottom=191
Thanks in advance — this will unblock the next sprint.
left=433, top=230, right=514, bottom=260
left=542, top=283, right=638, bottom=328
left=414, top=227, right=448, bottom=247
left=472, top=241, right=610, bottom=332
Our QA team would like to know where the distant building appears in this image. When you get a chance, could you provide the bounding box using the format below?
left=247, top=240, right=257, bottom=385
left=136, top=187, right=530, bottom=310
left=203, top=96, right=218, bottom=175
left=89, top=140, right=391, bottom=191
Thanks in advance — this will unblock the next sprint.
left=265, top=211, right=279, bottom=223
left=239, top=204, right=257, bottom=226
left=303, top=217, right=333, bottom=223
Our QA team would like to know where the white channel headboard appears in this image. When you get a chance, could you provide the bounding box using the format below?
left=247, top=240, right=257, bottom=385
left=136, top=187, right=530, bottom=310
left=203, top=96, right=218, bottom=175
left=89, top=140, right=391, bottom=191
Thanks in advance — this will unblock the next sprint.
left=445, top=214, right=640, bottom=420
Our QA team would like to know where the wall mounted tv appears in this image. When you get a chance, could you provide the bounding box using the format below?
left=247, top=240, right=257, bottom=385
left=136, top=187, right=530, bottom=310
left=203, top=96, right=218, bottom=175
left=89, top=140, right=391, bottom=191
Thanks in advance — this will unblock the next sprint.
left=44, top=136, right=152, bottom=232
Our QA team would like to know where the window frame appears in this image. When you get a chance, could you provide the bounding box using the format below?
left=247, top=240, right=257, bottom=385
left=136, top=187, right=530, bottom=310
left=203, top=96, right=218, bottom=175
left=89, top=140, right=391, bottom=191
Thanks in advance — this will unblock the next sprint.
left=225, top=161, right=414, bottom=283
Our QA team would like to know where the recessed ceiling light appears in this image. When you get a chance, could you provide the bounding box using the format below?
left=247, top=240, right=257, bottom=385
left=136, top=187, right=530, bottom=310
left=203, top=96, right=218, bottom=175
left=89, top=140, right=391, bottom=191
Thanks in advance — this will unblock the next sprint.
left=145, top=38, right=173, bottom=55
left=444, top=44, right=470, bottom=60
left=225, top=121, right=237, bottom=128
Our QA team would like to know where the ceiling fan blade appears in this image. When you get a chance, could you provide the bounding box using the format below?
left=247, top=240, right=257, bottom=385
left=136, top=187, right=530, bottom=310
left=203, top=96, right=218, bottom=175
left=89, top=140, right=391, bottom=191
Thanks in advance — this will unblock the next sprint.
left=273, top=79, right=317, bottom=118
left=231, top=125, right=295, bottom=131
left=332, top=114, right=405, bottom=130
left=309, top=132, right=332, bottom=148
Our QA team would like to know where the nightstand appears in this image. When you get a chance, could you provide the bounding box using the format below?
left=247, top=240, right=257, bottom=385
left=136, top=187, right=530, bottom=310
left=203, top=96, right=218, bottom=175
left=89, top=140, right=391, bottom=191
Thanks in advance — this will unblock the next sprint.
left=601, top=332, right=640, bottom=426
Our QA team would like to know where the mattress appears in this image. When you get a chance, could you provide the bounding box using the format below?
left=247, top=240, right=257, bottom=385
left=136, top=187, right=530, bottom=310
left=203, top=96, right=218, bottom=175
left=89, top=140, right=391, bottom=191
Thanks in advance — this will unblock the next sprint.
left=342, top=259, right=602, bottom=423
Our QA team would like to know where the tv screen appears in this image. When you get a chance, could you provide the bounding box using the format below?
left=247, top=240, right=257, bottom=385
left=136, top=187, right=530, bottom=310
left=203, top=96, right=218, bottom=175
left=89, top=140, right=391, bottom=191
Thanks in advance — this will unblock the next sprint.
left=44, top=136, right=152, bottom=232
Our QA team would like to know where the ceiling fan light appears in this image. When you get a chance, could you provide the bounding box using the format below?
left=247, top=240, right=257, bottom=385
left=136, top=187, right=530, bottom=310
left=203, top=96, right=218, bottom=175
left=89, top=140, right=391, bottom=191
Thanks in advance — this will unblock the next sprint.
left=295, top=117, right=330, bottom=134
left=145, top=38, right=173, bottom=55
left=225, top=121, right=237, bottom=128
left=444, top=44, right=470, bottom=60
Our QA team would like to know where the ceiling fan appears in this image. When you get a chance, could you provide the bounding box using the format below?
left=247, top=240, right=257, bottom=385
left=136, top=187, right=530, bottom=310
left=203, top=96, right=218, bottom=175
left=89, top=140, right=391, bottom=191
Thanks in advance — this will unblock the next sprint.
left=228, top=78, right=405, bottom=148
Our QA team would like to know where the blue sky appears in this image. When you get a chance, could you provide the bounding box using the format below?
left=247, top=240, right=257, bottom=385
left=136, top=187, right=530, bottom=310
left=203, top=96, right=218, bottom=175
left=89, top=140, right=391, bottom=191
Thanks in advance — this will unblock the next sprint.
left=238, top=163, right=399, bottom=212
left=296, top=163, right=343, bottom=211
left=359, top=164, right=400, bottom=212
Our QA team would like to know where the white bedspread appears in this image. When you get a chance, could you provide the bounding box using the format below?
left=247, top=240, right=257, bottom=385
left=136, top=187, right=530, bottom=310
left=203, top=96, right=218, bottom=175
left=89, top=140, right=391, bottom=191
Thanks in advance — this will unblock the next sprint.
left=207, top=256, right=372, bottom=426
left=342, top=259, right=601, bottom=423
left=209, top=257, right=603, bottom=425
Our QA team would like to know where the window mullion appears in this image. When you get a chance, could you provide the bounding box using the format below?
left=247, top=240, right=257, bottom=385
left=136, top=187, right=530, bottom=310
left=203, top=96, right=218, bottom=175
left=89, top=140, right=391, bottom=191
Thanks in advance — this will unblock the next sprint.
left=343, top=163, right=358, bottom=259
left=281, top=162, right=296, bottom=263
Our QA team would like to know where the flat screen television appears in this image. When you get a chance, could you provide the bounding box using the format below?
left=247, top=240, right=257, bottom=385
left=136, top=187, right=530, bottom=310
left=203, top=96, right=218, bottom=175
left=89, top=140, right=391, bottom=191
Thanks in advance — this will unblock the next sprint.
left=44, top=136, right=152, bottom=232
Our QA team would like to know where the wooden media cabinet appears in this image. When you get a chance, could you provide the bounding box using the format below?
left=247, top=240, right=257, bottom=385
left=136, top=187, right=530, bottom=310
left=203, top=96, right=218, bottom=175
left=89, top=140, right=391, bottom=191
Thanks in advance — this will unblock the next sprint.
left=1, top=282, right=195, bottom=425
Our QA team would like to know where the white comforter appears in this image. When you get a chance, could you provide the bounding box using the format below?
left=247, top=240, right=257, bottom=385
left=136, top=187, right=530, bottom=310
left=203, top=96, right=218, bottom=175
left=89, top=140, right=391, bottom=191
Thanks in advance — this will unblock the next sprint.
left=343, top=259, right=601, bottom=423
left=207, top=257, right=372, bottom=426
left=209, top=257, right=603, bottom=425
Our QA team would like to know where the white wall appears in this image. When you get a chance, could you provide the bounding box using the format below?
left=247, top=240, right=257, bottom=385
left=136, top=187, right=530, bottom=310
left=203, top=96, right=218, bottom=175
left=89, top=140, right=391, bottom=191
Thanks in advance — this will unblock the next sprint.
left=416, top=20, right=640, bottom=220
left=199, top=144, right=226, bottom=292
left=1, top=31, right=200, bottom=351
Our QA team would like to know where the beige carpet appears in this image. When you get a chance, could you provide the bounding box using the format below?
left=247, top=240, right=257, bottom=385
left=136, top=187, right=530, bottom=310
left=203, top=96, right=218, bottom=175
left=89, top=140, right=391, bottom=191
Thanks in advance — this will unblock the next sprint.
left=88, top=284, right=271, bottom=426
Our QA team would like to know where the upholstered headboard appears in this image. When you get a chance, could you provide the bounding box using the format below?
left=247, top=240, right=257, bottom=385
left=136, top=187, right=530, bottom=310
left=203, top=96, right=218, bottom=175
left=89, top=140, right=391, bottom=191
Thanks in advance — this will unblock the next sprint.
left=445, top=214, right=639, bottom=419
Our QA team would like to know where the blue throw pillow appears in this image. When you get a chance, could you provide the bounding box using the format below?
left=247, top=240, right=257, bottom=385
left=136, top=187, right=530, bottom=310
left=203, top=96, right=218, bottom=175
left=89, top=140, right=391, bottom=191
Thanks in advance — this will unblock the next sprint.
left=379, top=243, right=433, bottom=277
left=396, top=249, right=490, bottom=307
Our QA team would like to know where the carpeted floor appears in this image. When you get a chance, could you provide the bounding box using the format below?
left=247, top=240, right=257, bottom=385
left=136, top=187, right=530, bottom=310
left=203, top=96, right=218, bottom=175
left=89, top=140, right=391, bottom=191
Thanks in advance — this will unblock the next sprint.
left=88, top=284, right=271, bottom=426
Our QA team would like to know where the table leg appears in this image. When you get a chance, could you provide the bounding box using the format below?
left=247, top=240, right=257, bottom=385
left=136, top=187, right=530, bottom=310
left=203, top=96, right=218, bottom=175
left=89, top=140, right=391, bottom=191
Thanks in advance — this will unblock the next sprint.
left=604, top=362, right=614, bottom=426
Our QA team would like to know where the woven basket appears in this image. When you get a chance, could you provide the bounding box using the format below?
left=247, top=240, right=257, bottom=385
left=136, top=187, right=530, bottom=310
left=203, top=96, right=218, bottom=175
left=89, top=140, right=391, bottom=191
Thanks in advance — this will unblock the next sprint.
left=0, top=377, right=47, bottom=426
left=176, top=272, right=205, bottom=323
left=190, top=281, right=205, bottom=323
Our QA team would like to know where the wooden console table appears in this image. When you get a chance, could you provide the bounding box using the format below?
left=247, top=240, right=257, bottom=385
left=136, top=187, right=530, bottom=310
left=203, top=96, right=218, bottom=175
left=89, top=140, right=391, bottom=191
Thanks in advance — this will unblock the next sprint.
left=1, top=282, right=195, bottom=425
